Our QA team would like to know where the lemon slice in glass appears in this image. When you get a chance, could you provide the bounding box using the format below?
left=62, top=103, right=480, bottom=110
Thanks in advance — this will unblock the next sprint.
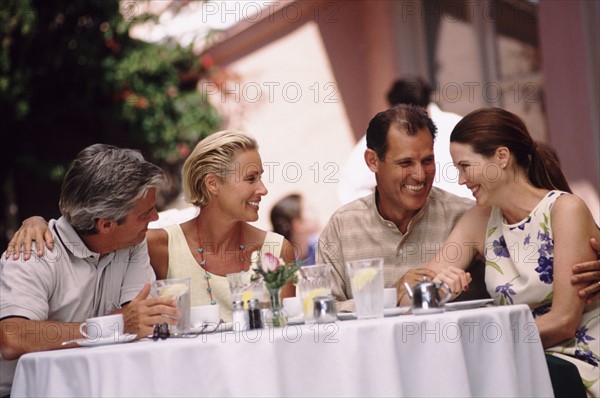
left=351, top=268, right=379, bottom=291
left=241, top=290, right=254, bottom=309
left=159, top=283, right=188, bottom=299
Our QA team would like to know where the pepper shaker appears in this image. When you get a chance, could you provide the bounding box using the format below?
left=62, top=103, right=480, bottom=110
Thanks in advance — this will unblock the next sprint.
left=247, top=299, right=263, bottom=329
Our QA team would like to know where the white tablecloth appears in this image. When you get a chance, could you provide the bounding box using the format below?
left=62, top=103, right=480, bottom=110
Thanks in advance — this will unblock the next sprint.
left=11, top=304, right=553, bottom=397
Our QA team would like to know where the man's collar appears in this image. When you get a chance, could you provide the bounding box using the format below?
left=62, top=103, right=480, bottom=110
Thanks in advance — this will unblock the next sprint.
left=54, top=217, right=101, bottom=261
left=373, top=188, right=429, bottom=231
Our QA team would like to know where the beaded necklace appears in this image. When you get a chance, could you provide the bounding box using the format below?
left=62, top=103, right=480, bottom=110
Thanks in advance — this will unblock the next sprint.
left=196, top=221, right=246, bottom=305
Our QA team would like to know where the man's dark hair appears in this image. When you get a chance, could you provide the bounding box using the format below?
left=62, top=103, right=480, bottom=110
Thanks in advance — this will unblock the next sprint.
left=366, top=104, right=437, bottom=160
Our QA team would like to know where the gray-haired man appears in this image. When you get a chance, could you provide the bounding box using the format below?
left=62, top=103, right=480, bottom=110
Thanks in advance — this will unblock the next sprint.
left=0, top=144, right=178, bottom=396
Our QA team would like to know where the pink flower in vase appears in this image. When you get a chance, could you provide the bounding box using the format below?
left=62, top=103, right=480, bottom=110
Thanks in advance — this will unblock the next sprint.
left=261, top=252, right=280, bottom=272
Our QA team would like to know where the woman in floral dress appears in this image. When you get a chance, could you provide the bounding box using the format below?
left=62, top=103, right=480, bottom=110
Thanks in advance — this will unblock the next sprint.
left=426, top=108, right=599, bottom=396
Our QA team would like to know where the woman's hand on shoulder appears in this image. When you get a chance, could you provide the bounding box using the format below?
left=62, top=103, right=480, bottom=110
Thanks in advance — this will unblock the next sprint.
left=5, top=216, right=52, bottom=261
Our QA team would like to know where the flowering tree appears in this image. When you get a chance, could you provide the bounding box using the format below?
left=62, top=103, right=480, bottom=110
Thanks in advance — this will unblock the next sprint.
left=0, top=0, right=221, bottom=247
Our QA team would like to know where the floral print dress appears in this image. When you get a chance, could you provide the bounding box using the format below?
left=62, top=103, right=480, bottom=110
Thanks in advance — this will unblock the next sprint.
left=485, top=190, right=599, bottom=396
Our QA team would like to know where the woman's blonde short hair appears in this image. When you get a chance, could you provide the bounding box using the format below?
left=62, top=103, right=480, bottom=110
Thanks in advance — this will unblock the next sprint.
left=182, top=130, right=258, bottom=207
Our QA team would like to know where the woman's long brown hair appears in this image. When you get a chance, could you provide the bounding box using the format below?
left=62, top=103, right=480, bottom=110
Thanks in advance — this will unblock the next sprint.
left=450, top=108, right=571, bottom=193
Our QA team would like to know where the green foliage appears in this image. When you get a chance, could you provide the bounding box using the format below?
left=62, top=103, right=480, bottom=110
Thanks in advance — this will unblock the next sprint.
left=0, top=0, right=221, bottom=228
left=107, top=38, right=221, bottom=166
left=0, top=0, right=37, bottom=118
left=253, top=261, right=301, bottom=291
left=1, top=0, right=221, bottom=171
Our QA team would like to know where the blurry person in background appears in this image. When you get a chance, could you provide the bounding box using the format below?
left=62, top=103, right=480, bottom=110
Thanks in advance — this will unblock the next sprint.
left=338, top=76, right=470, bottom=204
left=270, top=193, right=320, bottom=265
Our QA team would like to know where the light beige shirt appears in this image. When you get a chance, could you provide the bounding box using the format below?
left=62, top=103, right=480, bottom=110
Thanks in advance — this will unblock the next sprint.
left=318, top=187, right=474, bottom=302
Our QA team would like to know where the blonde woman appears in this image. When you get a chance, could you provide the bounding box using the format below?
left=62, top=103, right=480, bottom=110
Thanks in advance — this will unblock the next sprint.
left=149, top=131, right=295, bottom=321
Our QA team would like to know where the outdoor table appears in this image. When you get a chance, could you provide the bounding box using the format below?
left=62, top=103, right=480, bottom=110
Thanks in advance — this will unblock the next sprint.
left=11, top=304, right=553, bottom=397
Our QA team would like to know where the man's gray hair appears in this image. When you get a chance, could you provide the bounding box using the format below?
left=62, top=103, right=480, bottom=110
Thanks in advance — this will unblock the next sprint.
left=59, top=144, right=166, bottom=234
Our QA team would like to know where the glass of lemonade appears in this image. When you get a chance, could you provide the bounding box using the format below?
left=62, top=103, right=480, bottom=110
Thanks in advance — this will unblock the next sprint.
left=298, top=264, right=333, bottom=322
left=227, top=271, right=264, bottom=309
left=345, top=258, right=384, bottom=319
left=151, top=278, right=191, bottom=334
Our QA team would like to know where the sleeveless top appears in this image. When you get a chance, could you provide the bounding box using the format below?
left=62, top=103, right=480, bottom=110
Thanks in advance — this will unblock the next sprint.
left=164, top=224, right=284, bottom=322
left=485, top=190, right=599, bottom=396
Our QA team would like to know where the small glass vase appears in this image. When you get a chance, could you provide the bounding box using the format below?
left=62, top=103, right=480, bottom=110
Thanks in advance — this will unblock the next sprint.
left=266, top=287, right=288, bottom=327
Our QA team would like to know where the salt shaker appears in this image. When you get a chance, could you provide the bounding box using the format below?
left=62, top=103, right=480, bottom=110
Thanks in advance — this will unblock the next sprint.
left=232, top=300, right=248, bottom=331
left=247, top=299, right=263, bottom=329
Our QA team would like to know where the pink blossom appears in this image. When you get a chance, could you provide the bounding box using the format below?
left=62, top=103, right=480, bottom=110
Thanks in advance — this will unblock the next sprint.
left=177, top=142, right=190, bottom=158
left=261, top=252, right=280, bottom=272
left=134, top=96, right=149, bottom=109
left=201, top=54, right=214, bottom=70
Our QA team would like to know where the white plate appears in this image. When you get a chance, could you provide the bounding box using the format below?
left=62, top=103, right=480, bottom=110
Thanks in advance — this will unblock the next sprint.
left=445, top=298, right=494, bottom=311
left=337, top=307, right=410, bottom=320
left=76, top=333, right=137, bottom=347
